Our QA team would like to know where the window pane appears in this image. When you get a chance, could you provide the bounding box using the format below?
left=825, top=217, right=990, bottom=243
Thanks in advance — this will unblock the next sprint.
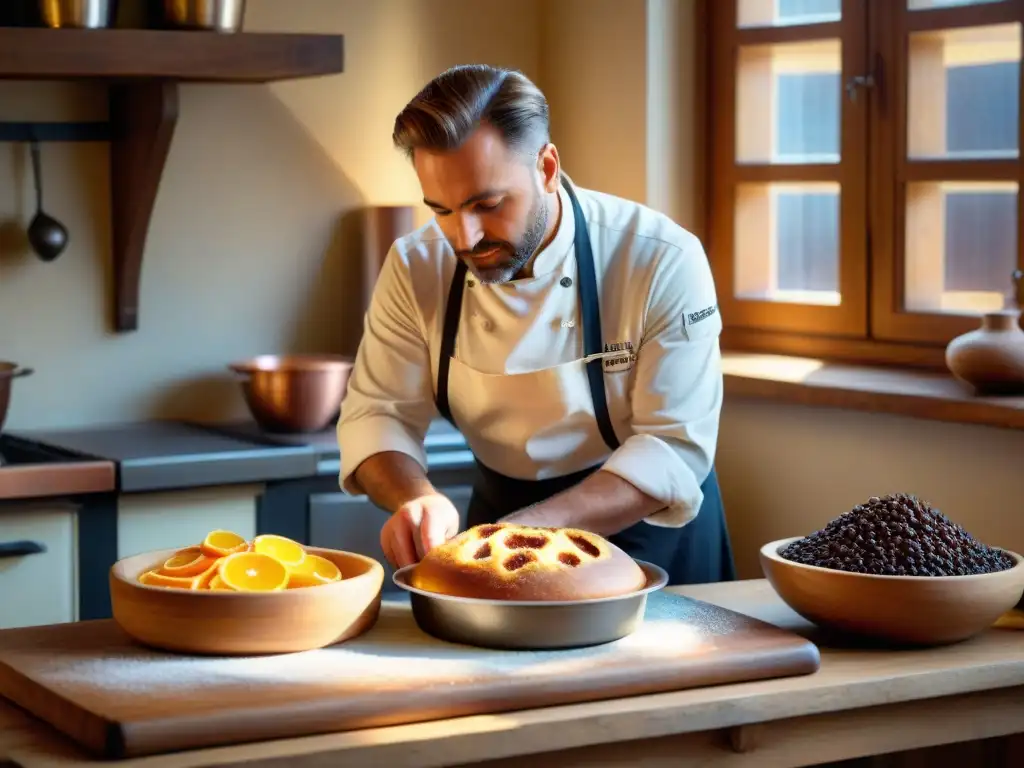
left=908, top=0, right=1007, bottom=10
left=738, top=0, right=840, bottom=28
left=735, top=182, right=841, bottom=304
left=737, top=40, right=842, bottom=164
left=904, top=181, right=1018, bottom=314
left=907, top=24, right=1021, bottom=160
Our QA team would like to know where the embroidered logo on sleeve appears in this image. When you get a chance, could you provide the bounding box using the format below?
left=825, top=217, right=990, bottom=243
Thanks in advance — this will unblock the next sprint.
left=681, top=303, right=720, bottom=340
left=686, top=305, right=717, bottom=326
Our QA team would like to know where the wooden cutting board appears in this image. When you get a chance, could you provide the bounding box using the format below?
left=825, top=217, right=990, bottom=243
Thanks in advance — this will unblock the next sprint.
left=0, top=590, right=819, bottom=759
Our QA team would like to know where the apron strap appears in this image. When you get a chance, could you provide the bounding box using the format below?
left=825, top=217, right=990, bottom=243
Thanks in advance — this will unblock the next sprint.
left=433, top=177, right=621, bottom=452
left=435, top=258, right=467, bottom=426
left=561, top=179, right=621, bottom=452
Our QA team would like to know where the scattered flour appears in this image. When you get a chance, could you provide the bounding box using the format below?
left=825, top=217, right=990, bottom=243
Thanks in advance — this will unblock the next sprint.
left=7, top=592, right=724, bottom=704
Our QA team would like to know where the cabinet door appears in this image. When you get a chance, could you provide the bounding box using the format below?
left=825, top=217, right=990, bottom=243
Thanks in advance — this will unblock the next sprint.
left=0, top=503, right=77, bottom=629
left=117, top=484, right=262, bottom=559
left=309, top=485, right=473, bottom=593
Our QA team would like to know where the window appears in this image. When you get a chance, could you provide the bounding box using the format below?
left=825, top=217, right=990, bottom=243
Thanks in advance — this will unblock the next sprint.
left=707, top=0, right=1024, bottom=364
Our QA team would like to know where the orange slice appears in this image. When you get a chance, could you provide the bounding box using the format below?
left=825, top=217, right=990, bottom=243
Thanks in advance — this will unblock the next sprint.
left=207, top=574, right=234, bottom=590
left=193, top=558, right=223, bottom=589
left=287, top=554, right=342, bottom=588
left=138, top=570, right=204, bottom=590
left=160, top=547, right=217, bottom=578
left=217, top=551, right=288, bottom=592
left=251, top=534, right=307, bottom=569
left=200, top=530, right=249, bottom=558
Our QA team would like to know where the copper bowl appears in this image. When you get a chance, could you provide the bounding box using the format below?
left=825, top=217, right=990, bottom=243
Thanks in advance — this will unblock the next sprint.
left=229, top=354, right=354, bottom=434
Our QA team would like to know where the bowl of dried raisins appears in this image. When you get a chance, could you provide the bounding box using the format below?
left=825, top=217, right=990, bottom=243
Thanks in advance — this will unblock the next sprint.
left=760, top=493, right=1024, bottom=646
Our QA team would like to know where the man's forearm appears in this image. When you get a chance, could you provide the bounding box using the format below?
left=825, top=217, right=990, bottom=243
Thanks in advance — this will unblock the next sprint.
left=500, top=469, right=663, bottom=535
left=352, top=451, right=437, bottom=513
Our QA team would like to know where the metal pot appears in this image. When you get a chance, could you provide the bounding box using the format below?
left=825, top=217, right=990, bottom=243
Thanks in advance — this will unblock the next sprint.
left=0, top=363, right=33, bottom=434
left=163, top=0, right=244, bottom=32
left=229, top=354, right=354, bottom=435
left=39, top=0, right=118, bottom=29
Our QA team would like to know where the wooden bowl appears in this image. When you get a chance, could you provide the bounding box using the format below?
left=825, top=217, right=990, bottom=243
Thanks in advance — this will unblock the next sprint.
left=110, top=546, right=384, bottom=655
left=760, top=537, right=1024, bottom=646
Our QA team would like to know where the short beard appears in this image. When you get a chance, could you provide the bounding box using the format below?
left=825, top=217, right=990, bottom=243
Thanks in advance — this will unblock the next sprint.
left=462, top=193, right=550, bottom=285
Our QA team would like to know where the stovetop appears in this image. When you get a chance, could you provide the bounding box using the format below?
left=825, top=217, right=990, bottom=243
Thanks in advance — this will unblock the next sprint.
left=0, top=434, right=116, bottom=500
left=0, top=433, right=94, bottom=468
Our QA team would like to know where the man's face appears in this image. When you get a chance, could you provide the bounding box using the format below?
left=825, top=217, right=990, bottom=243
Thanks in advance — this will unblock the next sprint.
left=414, top=125, right=558, bottom=283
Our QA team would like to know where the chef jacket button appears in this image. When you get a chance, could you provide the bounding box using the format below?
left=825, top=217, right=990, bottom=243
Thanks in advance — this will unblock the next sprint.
left=467, top=279, right=475, bottom=288
left=560, top=277, right=573, bottom=288
left=481, top=318, right=494, bottom=332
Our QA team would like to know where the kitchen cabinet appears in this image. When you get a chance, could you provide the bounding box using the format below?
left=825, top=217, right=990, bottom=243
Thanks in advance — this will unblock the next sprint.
left=309, top=485, right=474, bottom=593
left=116, top=484, right=262, bottom=559
left=0, top=502, right=78, bottom=629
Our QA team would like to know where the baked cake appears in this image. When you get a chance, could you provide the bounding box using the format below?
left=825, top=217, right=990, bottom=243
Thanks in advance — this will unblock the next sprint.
left=410, top=522, right=647, bottom=601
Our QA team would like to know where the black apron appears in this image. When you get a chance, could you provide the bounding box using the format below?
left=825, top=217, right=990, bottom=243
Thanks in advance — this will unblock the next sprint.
left=434, top=178, right=736, bottom=585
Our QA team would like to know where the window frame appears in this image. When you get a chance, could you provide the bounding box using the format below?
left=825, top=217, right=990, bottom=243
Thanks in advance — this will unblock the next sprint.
left=708, top=0, right=869, bottom=340
left=704, top=0, right=1024, bottom=369
left=870, top=0, right=1024, bottom=346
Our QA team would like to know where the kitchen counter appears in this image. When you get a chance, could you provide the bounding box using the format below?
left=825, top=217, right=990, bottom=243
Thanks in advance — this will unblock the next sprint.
left=1, top=579, right=1022, bottom=767
left=204, top=417, right=474, bottom=478
left=9, top=421, right=314, bottom=493
left=9, top=419, right=473, bottom=493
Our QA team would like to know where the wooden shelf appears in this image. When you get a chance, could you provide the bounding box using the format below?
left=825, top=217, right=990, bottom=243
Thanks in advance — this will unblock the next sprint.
left=0, top=28, right=345, bottom=332
left=0, top=28, right=343, bottom=82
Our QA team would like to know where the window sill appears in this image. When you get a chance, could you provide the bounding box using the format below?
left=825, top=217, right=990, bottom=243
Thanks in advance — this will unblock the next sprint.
left=721, top=352, right=1024, bottom=431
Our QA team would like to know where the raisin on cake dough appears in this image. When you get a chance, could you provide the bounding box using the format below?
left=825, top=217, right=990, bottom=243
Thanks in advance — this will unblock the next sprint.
left=410, top=523, right=648, bottom=601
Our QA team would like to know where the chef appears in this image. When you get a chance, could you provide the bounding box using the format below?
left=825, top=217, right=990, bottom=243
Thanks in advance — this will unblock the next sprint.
left=336, top=64, right=735, bottom=585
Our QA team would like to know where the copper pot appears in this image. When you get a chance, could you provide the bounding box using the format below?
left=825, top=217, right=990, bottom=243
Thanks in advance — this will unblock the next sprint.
left=229, top=355, right=354, bottom=434
left=39, top=0, right=118, bottom=29
left=0, top=362, right=34, bottom=434
left=163, top=0, right=245, bottom=32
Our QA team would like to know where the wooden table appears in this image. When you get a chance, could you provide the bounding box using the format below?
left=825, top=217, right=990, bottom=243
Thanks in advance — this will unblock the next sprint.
left=2, top=579, right=1023, bottom=768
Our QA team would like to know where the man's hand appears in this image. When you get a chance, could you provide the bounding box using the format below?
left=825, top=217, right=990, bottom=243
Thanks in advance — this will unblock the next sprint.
left=380, top=493, right=461, bottom=569
left=350, top=451, right=461, bottom=568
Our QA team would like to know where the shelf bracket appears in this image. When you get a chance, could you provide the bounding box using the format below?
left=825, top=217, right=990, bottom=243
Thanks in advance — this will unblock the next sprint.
left=0, top=99, right=177, bottom=335
left=109, top=80, right=179, bottom=333
left=0, top=121, right=112, bottom=143
left=0, top=27, right=343, bottom=334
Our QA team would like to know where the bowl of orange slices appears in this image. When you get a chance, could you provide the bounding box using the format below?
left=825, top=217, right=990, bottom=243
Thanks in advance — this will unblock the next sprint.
left=109, top=529, right=385, bottom=655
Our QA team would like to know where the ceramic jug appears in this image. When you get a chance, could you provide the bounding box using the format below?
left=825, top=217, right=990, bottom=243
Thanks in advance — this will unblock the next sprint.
left=945, top=270, right=1024, bottom=395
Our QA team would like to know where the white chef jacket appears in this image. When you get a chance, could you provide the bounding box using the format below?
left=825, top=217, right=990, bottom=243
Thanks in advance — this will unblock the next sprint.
left=336, top=177, right=724, bottom=527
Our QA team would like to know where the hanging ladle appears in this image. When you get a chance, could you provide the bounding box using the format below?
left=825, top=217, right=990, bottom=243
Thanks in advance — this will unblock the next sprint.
left=26, top=139, right=69, bottom=262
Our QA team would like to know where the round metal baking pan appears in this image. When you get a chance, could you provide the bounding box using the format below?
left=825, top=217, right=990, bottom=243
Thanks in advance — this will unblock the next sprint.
left=392, top=559, right=669, bottom=650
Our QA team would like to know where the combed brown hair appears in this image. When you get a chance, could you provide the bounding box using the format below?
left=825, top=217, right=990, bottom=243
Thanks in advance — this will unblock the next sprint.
left=392, top=64, right=550, bottom=160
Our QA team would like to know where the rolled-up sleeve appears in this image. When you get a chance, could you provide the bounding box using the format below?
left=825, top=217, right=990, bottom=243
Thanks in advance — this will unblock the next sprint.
left=336, top=246, right=438, bottom=495
left=600, top=237, right=723, bottom=527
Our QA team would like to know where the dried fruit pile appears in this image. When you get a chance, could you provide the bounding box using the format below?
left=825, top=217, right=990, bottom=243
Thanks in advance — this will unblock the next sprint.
left=779, top=493, right=1016, bottom=577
